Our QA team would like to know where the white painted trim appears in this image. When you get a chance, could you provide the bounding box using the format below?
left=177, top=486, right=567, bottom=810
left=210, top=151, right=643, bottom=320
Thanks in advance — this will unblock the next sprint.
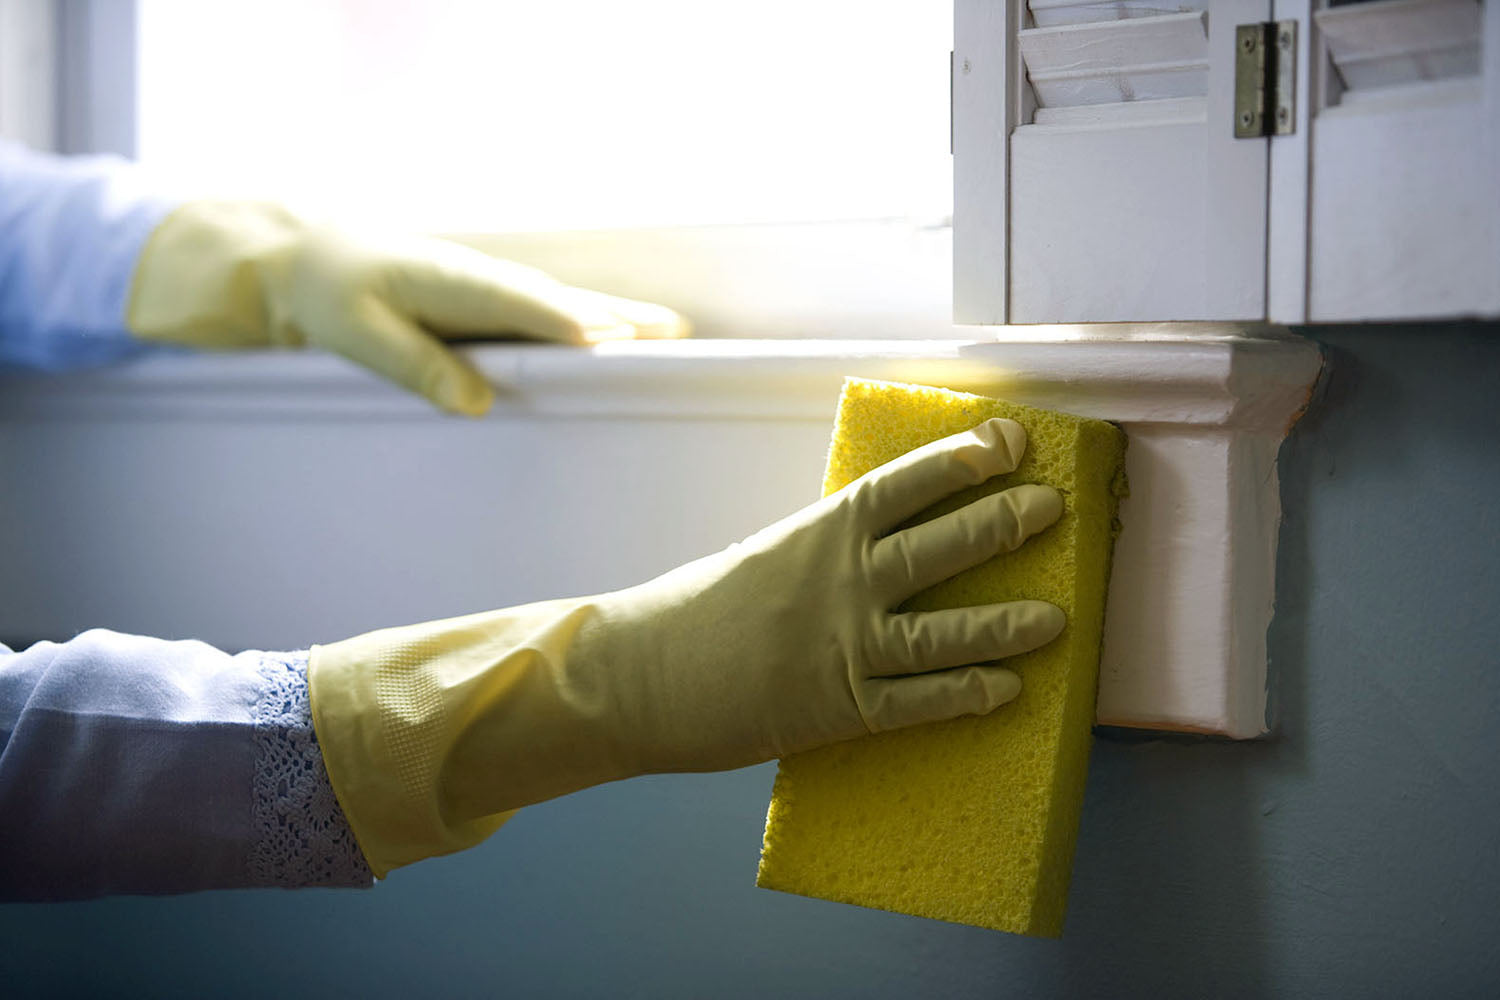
left=55, top=0, right=137, bottom=156
left=1268, top=0, right=1313, bottom=325
left=1202, top=0, right=1274, bottom=322
left=953, top=0, right=1017, bottom=325
left=0, top=330, right=1311, bottom=425
left=1303, top=0, right=1498, bottom=324
left=0, top=330, right=1323, bottom=739
left=0, top=0, right=135, bottom=154
left=0, top=0, right=58, bottom=149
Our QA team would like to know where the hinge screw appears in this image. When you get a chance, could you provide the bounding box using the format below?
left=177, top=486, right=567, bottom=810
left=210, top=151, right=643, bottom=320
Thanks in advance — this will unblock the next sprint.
left=1241, top=34, right=1257, bottom=53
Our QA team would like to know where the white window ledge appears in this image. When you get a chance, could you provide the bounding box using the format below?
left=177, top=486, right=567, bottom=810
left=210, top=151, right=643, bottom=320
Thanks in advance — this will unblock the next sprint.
left=0, top=328, right=1322, bottom=738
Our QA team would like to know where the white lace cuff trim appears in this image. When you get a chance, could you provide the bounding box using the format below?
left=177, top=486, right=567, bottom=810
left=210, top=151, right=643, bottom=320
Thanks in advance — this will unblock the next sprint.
left=248, top=651, right=374, bottom=888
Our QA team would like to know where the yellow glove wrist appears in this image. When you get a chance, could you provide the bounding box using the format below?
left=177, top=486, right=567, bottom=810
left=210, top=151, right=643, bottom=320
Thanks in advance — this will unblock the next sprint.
left=127, top=201, right=305, bottom=350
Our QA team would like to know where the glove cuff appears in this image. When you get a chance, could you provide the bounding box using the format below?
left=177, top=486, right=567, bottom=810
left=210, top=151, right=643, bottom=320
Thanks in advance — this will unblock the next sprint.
left=306, top=598, right=615, bottom=876
left=126, top=200, right=305, bottom=350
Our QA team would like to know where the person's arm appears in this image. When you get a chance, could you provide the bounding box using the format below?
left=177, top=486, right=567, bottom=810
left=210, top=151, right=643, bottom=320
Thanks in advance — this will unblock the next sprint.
left=0, top=140, right=176, bottom=371
left=310, top=419, right=1067, bottom=877
left=0, top=140, right=688, bottom=414
left=0, top=630, right=372, bottom=900
left=0, top=421, right=1062, bottom=896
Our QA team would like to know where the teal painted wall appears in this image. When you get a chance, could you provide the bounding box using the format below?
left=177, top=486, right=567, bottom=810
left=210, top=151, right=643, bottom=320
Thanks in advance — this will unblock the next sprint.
left=3, top=324, right=1497, bottom=998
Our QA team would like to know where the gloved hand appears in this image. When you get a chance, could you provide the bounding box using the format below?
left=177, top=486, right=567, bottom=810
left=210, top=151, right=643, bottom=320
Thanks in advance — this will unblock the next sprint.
left=126, top=201, right=688, bottom=415
left=309, top=418, right=1066, bottom=876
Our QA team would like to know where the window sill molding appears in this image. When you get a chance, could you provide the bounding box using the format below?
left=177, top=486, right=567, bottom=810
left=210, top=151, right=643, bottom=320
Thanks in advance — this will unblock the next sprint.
left=4, top=324, right=1312, bottom=426
left=1, top=328, right=1323, bottom=738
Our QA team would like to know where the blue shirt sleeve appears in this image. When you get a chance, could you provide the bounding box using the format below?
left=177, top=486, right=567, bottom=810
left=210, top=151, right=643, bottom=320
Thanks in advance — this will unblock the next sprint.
left=0, top=631, right=374, bottom=899
left=0, top=140, right=179, bottom=371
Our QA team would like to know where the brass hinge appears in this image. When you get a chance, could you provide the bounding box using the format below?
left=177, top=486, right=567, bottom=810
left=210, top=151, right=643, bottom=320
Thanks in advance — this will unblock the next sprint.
left=1234, top=20, right=1297, bottom=138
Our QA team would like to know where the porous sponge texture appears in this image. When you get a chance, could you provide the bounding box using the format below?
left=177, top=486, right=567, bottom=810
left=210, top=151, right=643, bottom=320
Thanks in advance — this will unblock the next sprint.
left=756, top=378, right=1127, bottom=937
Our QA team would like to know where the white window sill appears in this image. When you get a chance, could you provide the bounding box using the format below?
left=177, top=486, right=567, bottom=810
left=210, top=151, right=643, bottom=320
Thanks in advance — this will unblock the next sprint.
left=3, top=325, right=1308, bottom=419
left=1, top=329, right=1321, bottom=739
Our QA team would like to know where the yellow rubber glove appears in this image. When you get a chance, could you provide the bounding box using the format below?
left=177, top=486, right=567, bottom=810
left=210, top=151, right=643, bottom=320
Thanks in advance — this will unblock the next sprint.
left=126, top=201, right=689, bottom=415
left=309, top=418, right=1066, bottom=876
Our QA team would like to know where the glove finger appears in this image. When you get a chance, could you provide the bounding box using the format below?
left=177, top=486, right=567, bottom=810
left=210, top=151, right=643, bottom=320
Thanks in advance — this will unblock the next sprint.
left=861, top=665, right=1023, bottom=733
left=868, top=600, right=1065, bottom=677
left=330, top=300, right=495, bottom=415
left=558, top=287, right=692, bottom=340
left=843, top=418, right=1027, bottom=534
left=870, top=484, right=1063, bottom=600
left=385, top=241, right=631, bottom=345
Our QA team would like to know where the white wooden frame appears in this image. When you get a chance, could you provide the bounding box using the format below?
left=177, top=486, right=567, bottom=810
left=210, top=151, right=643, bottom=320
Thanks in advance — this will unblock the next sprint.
left=958, top=0, right=1272, bottom=325
left=953, top=0, right=1019, bottom=324
left=1300, top=0, right=1500, bottom=322
left=1268, top=0, right=1317, bottom=322
left=0, top=329, right=1322, bottom=738
left=55, top=0, right=138, bottom=156
left=0, top=0, right=58, bottom=148
left=961, top=0, right=1500, bottom=326
left=0, top=0, right=137, bottom=153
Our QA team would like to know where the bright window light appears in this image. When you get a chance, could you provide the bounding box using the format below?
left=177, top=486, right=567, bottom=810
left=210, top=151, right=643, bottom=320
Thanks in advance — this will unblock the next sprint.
left=137, top=0, right=952, bottom=232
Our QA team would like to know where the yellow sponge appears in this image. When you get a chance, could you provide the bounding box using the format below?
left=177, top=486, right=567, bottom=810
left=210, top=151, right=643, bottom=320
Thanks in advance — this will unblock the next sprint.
left=756, top=378, right=1127, bottom=937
